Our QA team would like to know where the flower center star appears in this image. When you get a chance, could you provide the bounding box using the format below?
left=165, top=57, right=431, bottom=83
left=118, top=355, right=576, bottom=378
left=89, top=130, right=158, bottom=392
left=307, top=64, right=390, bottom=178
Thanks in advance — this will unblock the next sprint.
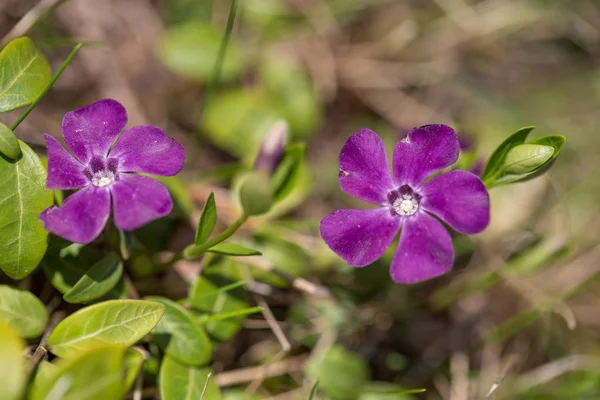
left=91, top=170, right=115, bottom=188
left=389, top=184, right=421, bottom=217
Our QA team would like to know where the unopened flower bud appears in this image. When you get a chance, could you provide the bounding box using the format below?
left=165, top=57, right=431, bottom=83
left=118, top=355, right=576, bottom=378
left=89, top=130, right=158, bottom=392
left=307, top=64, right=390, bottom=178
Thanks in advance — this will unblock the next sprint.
left=239, top=171, right=274, bottom=216
left=254, top=120, right=288, bottom=174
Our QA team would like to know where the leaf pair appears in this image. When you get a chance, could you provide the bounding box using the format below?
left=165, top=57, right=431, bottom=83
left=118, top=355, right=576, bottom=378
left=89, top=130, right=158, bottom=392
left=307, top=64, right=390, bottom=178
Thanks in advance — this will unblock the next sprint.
left=481, top=126, right=566, bottom=187
left=184, top=192, right=260, bottom=259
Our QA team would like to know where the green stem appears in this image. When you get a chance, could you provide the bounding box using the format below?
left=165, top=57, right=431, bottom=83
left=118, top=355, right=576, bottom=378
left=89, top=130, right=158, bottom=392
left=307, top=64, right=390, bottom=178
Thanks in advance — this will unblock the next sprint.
left=211, top=0, right=238, bottom=86
left=11, top=42, right=83, bottom=131
left=184, top=214, right=248, bottom=259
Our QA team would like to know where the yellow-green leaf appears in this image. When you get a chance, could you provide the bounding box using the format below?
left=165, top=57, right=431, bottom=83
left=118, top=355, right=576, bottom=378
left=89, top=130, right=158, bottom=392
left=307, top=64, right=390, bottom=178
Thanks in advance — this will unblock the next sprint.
left=0, top=122, right=20, bottom=160
left=48, top=300, right=165, bottom=358
left=0, top=319, right=26, bottom=400
left=0, top=140, right=53, bottom=279
left=0, top=284, right=48, bottom=338
left=63, top=252, right=123, bottom=304
left=0, top=37, right=51, bottom=113
left=30, top=345, right=125, bottom=400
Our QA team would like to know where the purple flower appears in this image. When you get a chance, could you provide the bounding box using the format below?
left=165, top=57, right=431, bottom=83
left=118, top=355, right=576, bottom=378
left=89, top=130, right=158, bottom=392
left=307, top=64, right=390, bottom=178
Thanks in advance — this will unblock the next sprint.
left=320, top=125, right=490, bottom=284
left=40, top=99, right=185, bottom=244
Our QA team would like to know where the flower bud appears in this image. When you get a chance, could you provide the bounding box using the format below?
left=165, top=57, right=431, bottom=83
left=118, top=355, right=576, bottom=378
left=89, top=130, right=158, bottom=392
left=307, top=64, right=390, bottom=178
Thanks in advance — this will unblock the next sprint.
left=239, top=171, right=274, bottom=216
left=503, top=144, right=554, bottom=175
left=254, top=120, right=289, bottom=174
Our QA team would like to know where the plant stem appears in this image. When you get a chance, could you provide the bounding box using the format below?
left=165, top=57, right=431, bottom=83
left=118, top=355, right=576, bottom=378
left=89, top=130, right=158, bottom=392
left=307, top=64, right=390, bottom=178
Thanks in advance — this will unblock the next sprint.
left=184, top=214, right=248, bottom=259
left=211, top=0, right=238, bottom=86
left=12, top=42, right=83, bottom=131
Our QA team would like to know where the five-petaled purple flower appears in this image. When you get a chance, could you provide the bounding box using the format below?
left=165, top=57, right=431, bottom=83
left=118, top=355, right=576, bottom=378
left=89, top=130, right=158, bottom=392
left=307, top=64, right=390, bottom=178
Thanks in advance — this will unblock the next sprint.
left=40, top=99, right=185, bottom=244
left=320, top=125, right=490, bottom=284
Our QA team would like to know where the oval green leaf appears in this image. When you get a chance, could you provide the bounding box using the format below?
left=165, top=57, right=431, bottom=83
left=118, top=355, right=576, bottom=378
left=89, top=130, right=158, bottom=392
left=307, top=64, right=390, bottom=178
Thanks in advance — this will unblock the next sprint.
left=0, top=122, right=20, bottom=160
left=0, top=37, right=51, bottom=113
left=503, top=144, right=554, bottom=175
left=306, top=345, right=369, bottom=400
left=157, top=22, right=246, bottom=83
left=159, top=355, right=220, bottom=400
left=189, top=260, right=249, bottom=342
left=0, top=319, right=26, bottom=400
left=195, top=192, right=216, bottom=245
left=48, top=299, right=165, bottom=358
left=146, top=296, right=213, bottom=366
left=30, top=345, right=125, bottom=400
left=63, top=252, right=123, bottom=304
left=0, top=140, right=54, bottom=279
left=481, top=126, right=534, bottom=186
left=208, top=243, right=261, bottom=256
left=0, top=284, right=48, bottom=338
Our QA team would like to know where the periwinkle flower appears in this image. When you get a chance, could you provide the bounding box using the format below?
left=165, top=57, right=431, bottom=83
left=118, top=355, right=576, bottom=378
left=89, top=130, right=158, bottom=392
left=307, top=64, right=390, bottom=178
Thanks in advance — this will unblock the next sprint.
left=320, top=125, right=490, bottom=284
left=254, top=120, right=288, bottom=174
left=40, top=99, right=185, bottom=244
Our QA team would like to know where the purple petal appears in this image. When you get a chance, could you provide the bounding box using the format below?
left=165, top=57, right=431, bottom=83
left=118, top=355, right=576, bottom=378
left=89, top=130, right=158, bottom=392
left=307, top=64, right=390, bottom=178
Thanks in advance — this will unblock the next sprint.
left=421, top=170, right=490, bottom=234
left=320, top=208, right=401, bottom=266
left=390, top=212, right=454, bottom=284
left=111, top=174, right=173, bottom=231
left=40, top=186, right=110, bottom=244
left=44, top=134, right=89, bottom=190
left=62, top=99, right=127, bottom=164
left=339, top=129, right=395, bottom=205
left=109, top=126, right=185, bottom=176
left=393, top=125, right=460, bottom=187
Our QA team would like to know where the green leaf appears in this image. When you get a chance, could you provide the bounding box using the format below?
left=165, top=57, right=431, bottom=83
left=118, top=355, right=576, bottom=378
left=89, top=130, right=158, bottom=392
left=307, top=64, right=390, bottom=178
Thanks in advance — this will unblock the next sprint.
left=0, top=284, right=48, bottom=338
left=30, top=345, right=125, bottom=400
left=42, top=242, right=104, bottom=295
left=238, top=172, right=273, bottom=216
left=189, top=261, right=249, bottom=342
left=121, top=349, right=145, bottom=397
left=308, top=380, right=320, bottom=400
left=481, top=126, right=534, bottom=185
left=503, top=144, right=554, bottom=175
left=157, top=22, right=246, bottom=83
left=0, top=319, right=26, bottom=400
left=145, top=296, right=213, bottom=366
left=0, top=122, right=20, bottom=160
left=306, top=345, right=369, bottom=400
left=200, top=89, right=283, bottom=157
left=0, top=140, right=54, bottom=279
left=195, top=192, right=217, bottom=244
left=159, top=355, right=221, bottom=400
left=48, top=299, right=165, bottom=358
left=271, top=142, right=305, bottom=202
left=208, top=243, right=261, bottom=256
left=63, top=252, right=123, bottom=304
left=0, top=37, right=51, bottom=113
left=260, top=55, right=320, bottom=137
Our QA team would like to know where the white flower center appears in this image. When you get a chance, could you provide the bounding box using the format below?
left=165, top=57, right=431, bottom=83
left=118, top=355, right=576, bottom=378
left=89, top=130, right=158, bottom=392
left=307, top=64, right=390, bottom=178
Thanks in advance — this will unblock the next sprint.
left=91, top=171, right=115, bottom=188
left=393, top=194, right=419, bottom=216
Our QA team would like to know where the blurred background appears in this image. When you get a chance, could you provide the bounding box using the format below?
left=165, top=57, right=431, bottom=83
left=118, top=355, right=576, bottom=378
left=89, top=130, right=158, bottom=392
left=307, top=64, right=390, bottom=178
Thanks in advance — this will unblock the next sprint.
left=2, top=0, right=600, bottom=399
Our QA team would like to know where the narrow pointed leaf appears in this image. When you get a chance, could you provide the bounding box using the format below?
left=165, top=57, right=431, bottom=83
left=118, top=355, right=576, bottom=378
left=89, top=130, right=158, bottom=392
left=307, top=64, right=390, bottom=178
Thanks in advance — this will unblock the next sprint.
left=271, top=142, right=305, bottom=202
left=0, top=319, right=26, bottom=400
left=30, top=345, right=125, bottom=400
left=159, top=355, right=220, bottom=400
left=0, top=37, right=51, bottom=112
left=0, top=122, right=20, bottom=159
left=47, top=300, right=165, bottom=358
left=207, top=243, right=261, bottom=256
left=0, top=284, right=48, bottom=338
left=195, top=192, right=216, bottom=244
left=63, top=252, right=123, bottom=304
left=0, top=140, right=54, bottom=279
left=146, top=296, right=212, bottom=366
